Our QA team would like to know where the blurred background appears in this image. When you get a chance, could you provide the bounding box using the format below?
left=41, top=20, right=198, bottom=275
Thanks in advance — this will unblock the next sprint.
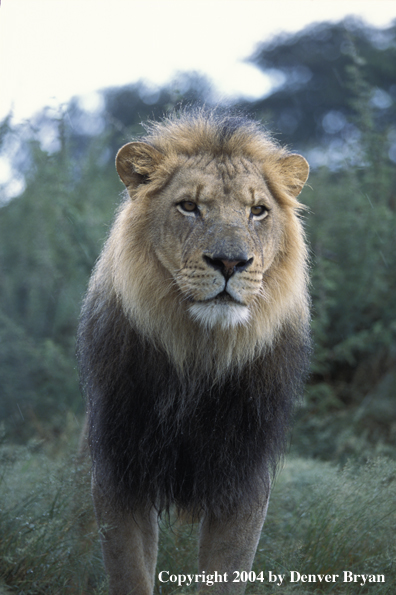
left=0, top=1, right=396, bottom=592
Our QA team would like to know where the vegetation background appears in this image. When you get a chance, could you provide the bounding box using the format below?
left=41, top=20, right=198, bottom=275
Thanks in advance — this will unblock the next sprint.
left=0, top=18, right=395, bottom=594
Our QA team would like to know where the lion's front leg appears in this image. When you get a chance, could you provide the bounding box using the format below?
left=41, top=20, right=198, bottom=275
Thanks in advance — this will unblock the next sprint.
left=92, top=476, right=158, bottom=595
left=198, top=488, right=270, bottom=594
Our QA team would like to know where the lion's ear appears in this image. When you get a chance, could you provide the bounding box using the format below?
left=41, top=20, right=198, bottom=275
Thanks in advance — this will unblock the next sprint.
left=115, top=142, right=164, bottom=193
left=279, top=154, right=309, bottom=197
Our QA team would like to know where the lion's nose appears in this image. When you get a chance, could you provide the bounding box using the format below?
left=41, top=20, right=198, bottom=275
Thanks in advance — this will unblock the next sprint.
left=203, top=254, right=253, bottom=279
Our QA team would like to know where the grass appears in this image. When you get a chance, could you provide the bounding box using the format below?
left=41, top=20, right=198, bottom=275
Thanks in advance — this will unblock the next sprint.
left=0, top=441, right=105, bottom=594
left=248, top=457, right=396, bottom=594
left=0, top=435, right=395, bottom=594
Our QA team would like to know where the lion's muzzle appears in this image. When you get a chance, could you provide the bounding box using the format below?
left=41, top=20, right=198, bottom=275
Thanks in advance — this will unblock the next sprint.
left=203, top=254, right=254, bottom=280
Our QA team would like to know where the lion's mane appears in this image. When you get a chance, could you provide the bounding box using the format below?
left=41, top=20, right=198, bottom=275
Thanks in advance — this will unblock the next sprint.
left=77, top=108, right=311, bottom=519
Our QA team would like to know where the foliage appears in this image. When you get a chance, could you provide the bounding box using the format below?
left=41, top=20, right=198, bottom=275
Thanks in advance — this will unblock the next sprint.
left=248, top=457, right=396, bottom=594
left=0, top=440, right=104, bottom=594
left=249, top=18, right=396, bottom=159
left=0, top=440, right=395, bottom=594
left=0, top=121, right=121, bottom=439
left=289, top=49, right=396, bottom=461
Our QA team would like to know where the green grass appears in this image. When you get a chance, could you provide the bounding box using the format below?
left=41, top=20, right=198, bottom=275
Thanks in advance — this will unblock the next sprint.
left=248, top=457, right=396, bottom=593
left=0, top=441, right=105, bottom=594
left=0, top=439, right=395, bottom=594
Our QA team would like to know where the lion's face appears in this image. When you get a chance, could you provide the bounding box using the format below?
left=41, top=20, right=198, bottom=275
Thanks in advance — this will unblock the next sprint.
left=147, top=156, right=285, bottom=329
left=113, top=129, right=309, bottom=352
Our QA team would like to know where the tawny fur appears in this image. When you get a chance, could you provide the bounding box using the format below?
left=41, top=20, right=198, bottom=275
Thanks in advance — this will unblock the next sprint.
left=86, top=109, right=309, bottom=380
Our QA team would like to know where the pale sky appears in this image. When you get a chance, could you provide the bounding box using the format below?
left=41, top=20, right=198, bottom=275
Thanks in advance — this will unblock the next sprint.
left=1, top=0, right=396, bottom=125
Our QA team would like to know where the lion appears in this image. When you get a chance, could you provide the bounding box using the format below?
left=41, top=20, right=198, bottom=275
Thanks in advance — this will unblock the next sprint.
left=77, top=108, right=311, bottom=595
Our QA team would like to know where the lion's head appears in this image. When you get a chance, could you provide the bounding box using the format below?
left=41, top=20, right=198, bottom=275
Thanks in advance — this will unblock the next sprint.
left=91, top=110, right=310, bottom=376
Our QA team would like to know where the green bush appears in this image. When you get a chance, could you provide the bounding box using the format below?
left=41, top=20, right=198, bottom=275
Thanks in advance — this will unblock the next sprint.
left=1, top=444, right=394, bottom=594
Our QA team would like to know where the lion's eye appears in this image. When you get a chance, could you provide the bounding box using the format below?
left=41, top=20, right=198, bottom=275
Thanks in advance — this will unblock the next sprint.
left=178, top=201, right=198, bottom=214
left=250, top=205, right=269, bottom=219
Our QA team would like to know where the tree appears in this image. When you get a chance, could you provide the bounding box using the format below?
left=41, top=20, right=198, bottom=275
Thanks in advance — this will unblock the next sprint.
left=249, top=18, right=396, bottom=159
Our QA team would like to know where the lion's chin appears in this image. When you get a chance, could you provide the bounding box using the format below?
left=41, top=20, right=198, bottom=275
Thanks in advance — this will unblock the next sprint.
left=188, top=301, right=250, bottom=329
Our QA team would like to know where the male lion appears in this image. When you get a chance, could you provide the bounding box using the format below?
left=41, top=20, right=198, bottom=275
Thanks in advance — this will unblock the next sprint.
left=78, top=109, right=311, bottom=595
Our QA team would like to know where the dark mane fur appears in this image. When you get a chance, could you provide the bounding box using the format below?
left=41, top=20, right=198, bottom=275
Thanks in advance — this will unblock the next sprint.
left=78, top=288, right=310, bottom=520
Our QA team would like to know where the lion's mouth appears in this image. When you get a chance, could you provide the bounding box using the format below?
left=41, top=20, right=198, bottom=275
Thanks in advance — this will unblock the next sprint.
left=204, top=290, right=245, bottom=306
left=214, top=290, right=237, bottom=302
